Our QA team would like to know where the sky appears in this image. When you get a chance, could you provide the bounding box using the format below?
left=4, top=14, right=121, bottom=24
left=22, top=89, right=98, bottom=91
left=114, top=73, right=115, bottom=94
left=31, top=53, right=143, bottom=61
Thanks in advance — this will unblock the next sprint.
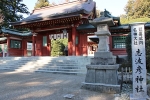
left=22, top=0, right=128, bottom=18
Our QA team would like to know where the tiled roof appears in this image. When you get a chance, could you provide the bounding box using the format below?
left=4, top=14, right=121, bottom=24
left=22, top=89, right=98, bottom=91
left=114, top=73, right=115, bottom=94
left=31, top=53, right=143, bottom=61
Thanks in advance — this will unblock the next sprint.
left=77, top=24, right=95, bottom=30
left=77, top=22, right=150, bottom=31
left=1, top=28, right=32, bottom=36
left=110, top=24, right=129, bottom=30
left=11, top=0, right=95, bottom=25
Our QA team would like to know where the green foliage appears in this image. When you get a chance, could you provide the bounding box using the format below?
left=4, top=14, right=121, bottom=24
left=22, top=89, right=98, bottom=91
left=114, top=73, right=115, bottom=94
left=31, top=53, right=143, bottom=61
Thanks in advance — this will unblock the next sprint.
left=147, top=79, right=150, bottom=84
left=125, top=31, right=150, bottom=71
left=121, top=0, right=150, bottom=24
left=51, top=39, right=66, bottom=56
left=119, top=61, right=132, bottom=70
left=124, top=0, right=150, bottom=19
left=0, top=0, right=29, bottom=27
left=125, top=33, right=132, bottom=67
left=0, top=47, right=2, bottom=52
left=124, top=0, right=134, bottom=19
left=146, top=31, right=150, bottom=71
left=120, top=17, right=150, bottom=24
left=59, top=38, right=68, bottom=47
left=34, top=0, right=50, bottom=9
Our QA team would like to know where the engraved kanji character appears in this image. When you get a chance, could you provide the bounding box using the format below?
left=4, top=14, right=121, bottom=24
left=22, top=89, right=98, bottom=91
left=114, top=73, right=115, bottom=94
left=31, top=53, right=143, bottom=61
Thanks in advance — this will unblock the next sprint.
left=134, top=28, right=137, bottom=33
left=135, top=65, right=142, bottom=74
left=134, top=37, right=138, bottom=45
left=135, top=85, right=139, bottom=92
left=139, top=27, right=142, bottom=31
left=139, top=41, right=143, bottom=45
left=139, top=76, right=144, bottom=83
left=135, top=49, right=142, bottom=56
left=135, top=57, right=143, bottom=64
left=139, top=85, right=144, bottom=92
left=135, top=76, right=143, bottom=83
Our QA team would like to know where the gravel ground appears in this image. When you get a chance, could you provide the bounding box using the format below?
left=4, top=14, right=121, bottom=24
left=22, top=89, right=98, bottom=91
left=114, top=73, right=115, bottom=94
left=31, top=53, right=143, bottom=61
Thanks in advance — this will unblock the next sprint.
left=0, top=70, right=118, bottom=100
left=1, top=69, right=150, bottom=100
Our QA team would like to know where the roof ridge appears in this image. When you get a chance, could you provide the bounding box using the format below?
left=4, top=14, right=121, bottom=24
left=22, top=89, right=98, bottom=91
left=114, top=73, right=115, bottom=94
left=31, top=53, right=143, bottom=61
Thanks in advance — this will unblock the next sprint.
left=30, top=0, right=88, bottom=15
left=2, top=27, right=31, bottom=33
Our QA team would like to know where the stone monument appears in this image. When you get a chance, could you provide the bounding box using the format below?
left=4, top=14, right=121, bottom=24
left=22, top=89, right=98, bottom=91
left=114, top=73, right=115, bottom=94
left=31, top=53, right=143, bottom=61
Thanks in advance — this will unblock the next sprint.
left=82, top=11, right=120, bottom=93
left=130, top=22, right=149, bottom=100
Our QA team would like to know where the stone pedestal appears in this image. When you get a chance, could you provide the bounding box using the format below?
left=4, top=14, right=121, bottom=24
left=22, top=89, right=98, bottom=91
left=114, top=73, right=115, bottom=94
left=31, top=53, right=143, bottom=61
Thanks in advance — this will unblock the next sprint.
left=83, top=52, right=120, bottom=93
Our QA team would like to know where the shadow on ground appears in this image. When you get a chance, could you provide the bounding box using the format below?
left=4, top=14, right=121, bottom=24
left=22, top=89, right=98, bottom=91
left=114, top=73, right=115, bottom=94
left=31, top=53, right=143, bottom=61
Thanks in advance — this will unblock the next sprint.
left=0, top=70, right=115, bottom=100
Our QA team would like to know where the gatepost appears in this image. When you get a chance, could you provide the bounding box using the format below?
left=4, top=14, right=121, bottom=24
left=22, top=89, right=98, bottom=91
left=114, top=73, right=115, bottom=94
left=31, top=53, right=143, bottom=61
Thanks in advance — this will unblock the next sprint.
left=130, top=22, right=149, bottom=100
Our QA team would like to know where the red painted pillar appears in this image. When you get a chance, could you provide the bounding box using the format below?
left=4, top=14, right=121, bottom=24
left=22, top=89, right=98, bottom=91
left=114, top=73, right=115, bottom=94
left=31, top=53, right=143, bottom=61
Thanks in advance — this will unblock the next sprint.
left=80, top=33, right=84, bottom=56
left=36, top=34, right=42, bottom=56
left=7, top=37, right=10, bottom=56
left=68, top=32, right=72, bottom=56
left=47, top=34, right=51, bottom=56
left=83, top=34, right=88, bottom=56
left=85, top=34, right=88, bottom=56
left=75, top=31, right=80, bottom=56
left=22, top=40, right=24, bottom=56
left=24, top=40, right=27, bottom=56
left=78, top=33, right=81, bottom=56
left=72, top=26, right=76, bottom=56
left=22, top=39, right=27, bottom=56
left=79, top=33, right=82, bottom=56
left=32, top=35, right=36, bottom=56
left=109, top=36, right=112, bottom=51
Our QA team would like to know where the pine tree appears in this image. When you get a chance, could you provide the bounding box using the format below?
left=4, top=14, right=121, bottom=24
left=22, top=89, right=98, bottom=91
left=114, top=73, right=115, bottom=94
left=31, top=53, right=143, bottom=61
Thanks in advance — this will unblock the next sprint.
left=121, top=0, right=150, bottom=24
left=124, top=0, right=150, bottom=19
left=0, top=0, right=29, bottom=27
left=34, top=0, right=50, bottom=9
left=124, top=0, right=135, bottom=19
left=51, top=39, right=65, bottom=56
left=0, top=9, right=4, bottom=26
left=133, top=0, right=150, bottom=18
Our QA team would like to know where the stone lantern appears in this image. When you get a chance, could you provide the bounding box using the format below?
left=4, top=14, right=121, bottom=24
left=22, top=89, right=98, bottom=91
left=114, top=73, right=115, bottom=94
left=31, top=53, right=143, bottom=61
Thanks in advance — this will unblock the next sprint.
left=82, top=12, right=120, bottom=93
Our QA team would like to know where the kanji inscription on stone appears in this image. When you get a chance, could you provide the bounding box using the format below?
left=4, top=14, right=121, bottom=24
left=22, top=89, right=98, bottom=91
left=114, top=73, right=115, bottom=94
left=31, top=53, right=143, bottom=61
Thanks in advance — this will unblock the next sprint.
left=131, top=23, right=147, bottom=100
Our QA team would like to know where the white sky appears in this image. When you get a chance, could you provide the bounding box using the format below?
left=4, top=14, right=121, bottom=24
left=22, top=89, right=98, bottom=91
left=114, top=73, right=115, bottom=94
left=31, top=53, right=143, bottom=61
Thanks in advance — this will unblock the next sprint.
left=22, top=0, right=128, bottom=18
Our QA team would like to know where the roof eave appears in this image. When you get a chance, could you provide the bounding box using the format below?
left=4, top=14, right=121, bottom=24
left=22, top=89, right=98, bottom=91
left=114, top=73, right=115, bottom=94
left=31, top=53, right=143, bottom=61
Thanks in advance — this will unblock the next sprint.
left=11, top=14, right=81, bottom=26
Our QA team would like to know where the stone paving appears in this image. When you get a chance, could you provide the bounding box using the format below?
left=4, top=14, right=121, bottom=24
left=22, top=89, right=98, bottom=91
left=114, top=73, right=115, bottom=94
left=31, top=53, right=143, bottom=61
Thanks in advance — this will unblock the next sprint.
left=0, top=70, right=117, bottom=100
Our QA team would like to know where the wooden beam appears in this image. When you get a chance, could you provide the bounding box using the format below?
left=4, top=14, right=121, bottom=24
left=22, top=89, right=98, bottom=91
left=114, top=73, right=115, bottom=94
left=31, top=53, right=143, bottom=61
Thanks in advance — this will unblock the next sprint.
left=35, top=26, right=71, bottom=32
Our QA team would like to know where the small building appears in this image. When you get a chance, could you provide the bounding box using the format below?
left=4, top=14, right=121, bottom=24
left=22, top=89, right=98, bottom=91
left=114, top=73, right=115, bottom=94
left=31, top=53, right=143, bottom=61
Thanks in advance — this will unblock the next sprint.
left=0, top=27, right=32, bottom=57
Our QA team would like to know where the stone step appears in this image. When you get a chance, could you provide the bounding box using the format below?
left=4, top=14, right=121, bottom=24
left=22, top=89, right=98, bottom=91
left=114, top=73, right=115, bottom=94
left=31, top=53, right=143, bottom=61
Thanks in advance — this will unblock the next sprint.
left=35, top=70, right=85, bottom=74
left=0, top=56, right=91, bottom=74
left=0, top=64, right=80, bottom=67
left=0, top=67, right=15, bottom=71
left=38, top=68, right=81, bottom=71
left=0, top=63, right=81, bottom=67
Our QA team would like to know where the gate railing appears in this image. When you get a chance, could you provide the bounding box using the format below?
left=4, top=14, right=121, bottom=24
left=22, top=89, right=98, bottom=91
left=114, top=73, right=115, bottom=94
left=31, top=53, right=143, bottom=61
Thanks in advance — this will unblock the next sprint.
left=118, top=66, right=132, bottom=91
